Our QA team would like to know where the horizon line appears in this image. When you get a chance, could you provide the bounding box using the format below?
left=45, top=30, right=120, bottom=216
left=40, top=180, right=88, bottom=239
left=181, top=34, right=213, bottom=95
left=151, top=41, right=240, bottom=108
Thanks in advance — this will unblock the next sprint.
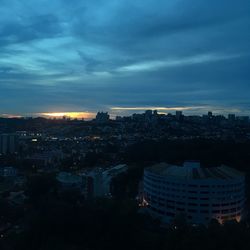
left=0, top=107, right=249, bottom=120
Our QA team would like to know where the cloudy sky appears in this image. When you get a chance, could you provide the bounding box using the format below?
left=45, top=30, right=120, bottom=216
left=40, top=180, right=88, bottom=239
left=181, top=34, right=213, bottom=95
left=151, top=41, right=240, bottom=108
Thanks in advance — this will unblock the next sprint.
left=0, top=0, right=249, bottom=117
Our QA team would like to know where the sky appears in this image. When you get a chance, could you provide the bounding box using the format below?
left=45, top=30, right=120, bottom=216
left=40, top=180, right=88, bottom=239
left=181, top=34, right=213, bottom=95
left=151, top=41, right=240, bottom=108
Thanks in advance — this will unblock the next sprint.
left=0, top=0, right=250, bottom=118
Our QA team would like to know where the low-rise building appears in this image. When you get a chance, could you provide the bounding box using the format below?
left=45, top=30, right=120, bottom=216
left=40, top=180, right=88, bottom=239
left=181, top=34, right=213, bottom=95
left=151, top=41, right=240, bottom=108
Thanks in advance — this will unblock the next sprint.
left=56, top=172, right=83, bottom=190
left=82, top=164, right=128, bottom=198
left=0, top=166, right=18, bottom=177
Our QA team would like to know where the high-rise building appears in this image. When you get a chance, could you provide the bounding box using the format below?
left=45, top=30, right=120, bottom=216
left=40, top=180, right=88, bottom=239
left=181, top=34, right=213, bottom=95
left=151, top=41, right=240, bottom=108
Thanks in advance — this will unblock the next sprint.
left=145, top=110, right=153, bottom=117
left=176, top=111, right=183, bottom=121
left=142, top=161, right=245, bottom=225
left=208, top=111, right=213, bottom=118
left=0, top=133, right=19, bottom=155
left=144, top=110, right=153, bottom=123
left=95, top=112, right=110, bottom=123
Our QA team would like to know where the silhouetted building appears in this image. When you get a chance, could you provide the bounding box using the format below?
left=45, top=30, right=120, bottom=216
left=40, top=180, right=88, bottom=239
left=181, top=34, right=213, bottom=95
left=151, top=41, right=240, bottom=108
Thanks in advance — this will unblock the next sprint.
left=145, top=110, right=153, bottom=122
left=95, top=112, right=110, bottom=123
left=208, top=111, right=213, bottom=118
left=176, top=111, right=183, bottom=121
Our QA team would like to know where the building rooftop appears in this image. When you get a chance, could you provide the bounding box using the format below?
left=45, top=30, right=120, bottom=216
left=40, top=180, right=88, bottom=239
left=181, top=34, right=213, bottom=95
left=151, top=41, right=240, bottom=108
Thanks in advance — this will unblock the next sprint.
left=146, top=162, right=244, bottom=180
left=56, top=172, right=82, bottom=184
left=103, top=164, right=128, bottom=176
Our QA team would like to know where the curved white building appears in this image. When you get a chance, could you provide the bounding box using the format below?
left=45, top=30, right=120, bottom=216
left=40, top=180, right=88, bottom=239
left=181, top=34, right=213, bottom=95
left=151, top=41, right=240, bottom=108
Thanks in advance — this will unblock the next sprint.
left=143, top=162, right=245, bottom=225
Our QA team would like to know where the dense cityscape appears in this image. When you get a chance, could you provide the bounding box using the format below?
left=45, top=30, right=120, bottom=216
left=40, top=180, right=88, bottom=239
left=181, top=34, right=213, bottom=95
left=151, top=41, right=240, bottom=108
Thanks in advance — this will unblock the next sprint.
left=0, top=110, right=250, bottom=249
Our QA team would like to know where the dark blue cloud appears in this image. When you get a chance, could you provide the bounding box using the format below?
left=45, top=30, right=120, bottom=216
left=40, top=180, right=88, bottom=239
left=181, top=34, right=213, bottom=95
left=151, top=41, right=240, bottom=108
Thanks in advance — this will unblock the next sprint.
left=0, top=0, right=249, bottom=116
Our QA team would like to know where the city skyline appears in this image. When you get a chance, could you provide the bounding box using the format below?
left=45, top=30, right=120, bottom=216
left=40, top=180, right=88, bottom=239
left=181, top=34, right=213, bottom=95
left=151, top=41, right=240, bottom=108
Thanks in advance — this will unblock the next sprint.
left=0, top=0, right=250, bottom=116
left=0, top=105, right=248, bottom=120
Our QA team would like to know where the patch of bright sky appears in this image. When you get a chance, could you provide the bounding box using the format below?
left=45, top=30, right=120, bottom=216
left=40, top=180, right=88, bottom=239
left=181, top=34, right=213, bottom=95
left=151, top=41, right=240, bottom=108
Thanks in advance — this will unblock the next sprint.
left=118, top=53, right=242, bottom=73
left=0, top=35, right=114, bottom=83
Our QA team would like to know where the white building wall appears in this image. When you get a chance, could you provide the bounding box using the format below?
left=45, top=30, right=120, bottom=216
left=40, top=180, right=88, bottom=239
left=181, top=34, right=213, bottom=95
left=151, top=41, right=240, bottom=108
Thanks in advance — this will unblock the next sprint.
left=143, top=170, right=245, bottom=225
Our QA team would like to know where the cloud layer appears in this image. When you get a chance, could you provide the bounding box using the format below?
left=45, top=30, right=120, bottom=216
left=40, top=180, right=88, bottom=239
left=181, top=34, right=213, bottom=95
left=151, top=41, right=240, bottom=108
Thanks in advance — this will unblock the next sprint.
left=0, top=0, right=249, bottom=116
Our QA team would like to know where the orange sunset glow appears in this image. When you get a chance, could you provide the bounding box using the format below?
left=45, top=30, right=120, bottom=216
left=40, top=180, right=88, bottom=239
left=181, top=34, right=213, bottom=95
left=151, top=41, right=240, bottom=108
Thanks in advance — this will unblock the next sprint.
left=40, top=112, right=96, bottom=120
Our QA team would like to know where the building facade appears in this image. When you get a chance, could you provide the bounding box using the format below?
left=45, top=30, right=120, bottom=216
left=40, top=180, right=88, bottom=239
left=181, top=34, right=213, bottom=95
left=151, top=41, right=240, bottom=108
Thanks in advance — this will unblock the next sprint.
left=0, top=133, right=19, bottom=155
left=143, top=162, right=245, bottom=225
left=82, top=164, right=128, bottom=198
